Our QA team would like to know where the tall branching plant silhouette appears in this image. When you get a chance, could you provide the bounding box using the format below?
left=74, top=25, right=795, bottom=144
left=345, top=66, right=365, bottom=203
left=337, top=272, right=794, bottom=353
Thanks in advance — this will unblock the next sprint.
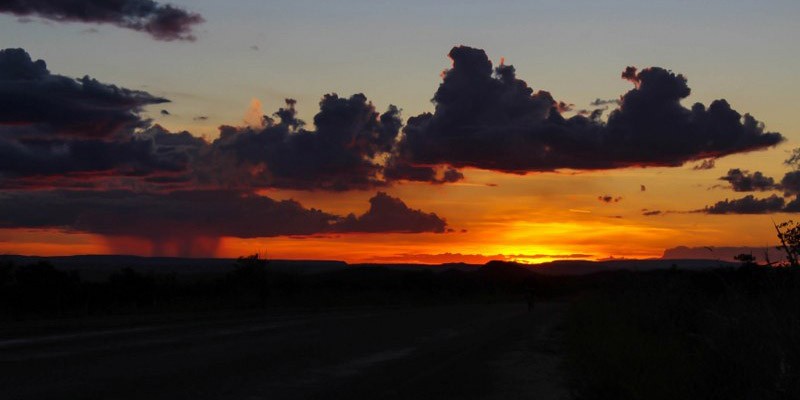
left=774, top=220, right=800, bottom=267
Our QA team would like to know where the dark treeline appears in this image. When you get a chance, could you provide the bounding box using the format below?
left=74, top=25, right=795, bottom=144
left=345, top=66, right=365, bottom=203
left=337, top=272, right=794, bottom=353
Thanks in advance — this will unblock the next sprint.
left=0, top=257, right=599, bottom=320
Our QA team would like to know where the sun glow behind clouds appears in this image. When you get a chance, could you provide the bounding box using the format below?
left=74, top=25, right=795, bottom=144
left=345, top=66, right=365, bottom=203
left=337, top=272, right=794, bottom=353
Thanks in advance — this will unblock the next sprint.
left=0, top=162, right=758, bottom=263
left=213, top=215, right=673, bottom=263
left=472, top=218, right=681, bottom=262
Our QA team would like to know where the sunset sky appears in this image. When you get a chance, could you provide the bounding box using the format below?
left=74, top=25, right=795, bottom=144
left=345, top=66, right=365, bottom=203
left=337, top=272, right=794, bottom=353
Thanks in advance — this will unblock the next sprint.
left=1, top=0, right=799, bottom=263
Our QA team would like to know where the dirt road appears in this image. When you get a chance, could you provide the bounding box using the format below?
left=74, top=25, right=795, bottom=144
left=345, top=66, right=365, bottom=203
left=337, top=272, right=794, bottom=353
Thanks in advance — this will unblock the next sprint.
left=1, top=302, right=568, bottom=399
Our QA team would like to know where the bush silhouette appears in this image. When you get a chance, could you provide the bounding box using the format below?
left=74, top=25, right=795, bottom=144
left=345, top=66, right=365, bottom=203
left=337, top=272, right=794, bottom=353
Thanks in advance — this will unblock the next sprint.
left=775, top=220, right=800, bottom=266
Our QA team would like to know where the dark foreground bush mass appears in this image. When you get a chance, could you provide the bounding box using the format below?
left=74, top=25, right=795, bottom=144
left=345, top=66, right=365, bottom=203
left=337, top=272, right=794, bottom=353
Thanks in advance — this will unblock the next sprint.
left=566, top=266, right=800, bottom=400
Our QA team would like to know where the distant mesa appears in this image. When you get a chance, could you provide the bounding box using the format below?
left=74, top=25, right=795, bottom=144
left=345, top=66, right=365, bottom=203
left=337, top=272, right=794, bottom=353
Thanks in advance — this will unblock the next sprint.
left=662, top=246, right=784, bottom=262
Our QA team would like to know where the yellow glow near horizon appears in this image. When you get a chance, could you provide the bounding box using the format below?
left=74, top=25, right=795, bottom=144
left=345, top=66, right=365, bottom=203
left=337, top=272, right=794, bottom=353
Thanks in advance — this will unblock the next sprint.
left=0, top=160, right=789, bottom=263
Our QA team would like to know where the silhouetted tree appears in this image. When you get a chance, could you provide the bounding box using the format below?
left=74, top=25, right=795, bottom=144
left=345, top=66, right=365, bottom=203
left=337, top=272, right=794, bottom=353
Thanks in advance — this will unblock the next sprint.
left=13, top=261, right=78, bottom=316
left=235, top=253, right=268, bottom=269
left=230, top=254, right=271, bottom=307
left=775, top=220, right=800, bottom=266
left=734, top=253, right=757, bottom=267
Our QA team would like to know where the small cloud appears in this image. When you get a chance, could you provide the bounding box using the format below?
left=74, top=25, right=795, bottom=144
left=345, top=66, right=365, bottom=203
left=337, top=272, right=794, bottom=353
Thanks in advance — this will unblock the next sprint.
left=781, top=170, right=800, bottom=196
left=704, top=194, right=785, bottom=214
left=590, top=98, right=620, bottom=106
left=243, top=98, right=265, bottom=128
left=719, top=168, right=776, bottom=192
left=193, top=115, right=209, bottom=121
left=640, top=184, right=646, bottom=192
left=330, top=192, right=447, bottom=233
left=598, top=195, right=622, bottom=203
left=250, top=45, right=260, bottom=51
left=160, top=109, right=171, bottom=116
left=16, top=17, right=51, bottom=25
left=642, top=210, right=662, bottom=216
left=693, top=159, right=716, bottom=170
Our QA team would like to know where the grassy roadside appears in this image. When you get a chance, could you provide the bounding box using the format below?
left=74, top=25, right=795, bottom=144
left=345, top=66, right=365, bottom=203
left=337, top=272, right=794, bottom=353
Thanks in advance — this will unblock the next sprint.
left=564, top=267, right=800, bottom=400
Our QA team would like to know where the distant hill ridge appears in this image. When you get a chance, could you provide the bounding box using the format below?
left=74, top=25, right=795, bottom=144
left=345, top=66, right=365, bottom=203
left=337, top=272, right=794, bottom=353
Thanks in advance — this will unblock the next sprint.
left=0, top=254, right=737, bottom=278
left=662, top=246, right=784, bottom=263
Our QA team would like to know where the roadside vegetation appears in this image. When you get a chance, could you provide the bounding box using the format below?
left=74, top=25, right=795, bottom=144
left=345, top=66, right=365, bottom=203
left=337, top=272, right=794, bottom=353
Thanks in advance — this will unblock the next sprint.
left=565, top=266, right=800, bottom=399
left=565, top=221, right=800, bottom=399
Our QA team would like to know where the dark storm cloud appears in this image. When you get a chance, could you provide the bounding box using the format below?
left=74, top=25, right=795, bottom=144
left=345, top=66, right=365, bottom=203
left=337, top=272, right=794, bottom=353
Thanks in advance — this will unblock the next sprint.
left=199, top=95, right=404, bottom=191
left=0, top=190, right=446, bottom=237
left=8, top=41, right=800, bottom=252
left=693, top=159, right=716, bottom=170
left=704, top=195, right=785, bottom=214
left=0, top=45, right=787, bottom=194
left=0, top=48, right=449, bottom=191
left=382, top=160, right=464, bottom=185
left=0, top=137, right=187, bottom=179
left=0, top=48, right=203, bottom=187
left=330, top=192, right=447, bottom=233
left=0, top=0, right=204, bottom=41
left=784, top=197, right=800, bottom=212
left=719, top=168, right=777, bottom=192
left=0, top=189, right=335, bottom=237
left=780, top=171, right=800, bottom=196
left=395, top=46, right=783, bottom=174
left=0, top=48, right=167, bottom=139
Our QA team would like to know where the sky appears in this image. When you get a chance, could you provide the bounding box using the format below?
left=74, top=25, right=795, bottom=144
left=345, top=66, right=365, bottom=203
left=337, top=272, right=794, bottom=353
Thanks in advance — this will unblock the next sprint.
left=1, top=0, right=799, bottom=263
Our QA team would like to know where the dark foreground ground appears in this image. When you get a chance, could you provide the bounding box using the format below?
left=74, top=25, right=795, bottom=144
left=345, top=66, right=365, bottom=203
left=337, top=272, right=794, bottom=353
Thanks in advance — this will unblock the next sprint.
left=0, top=302, right=567, bottom=400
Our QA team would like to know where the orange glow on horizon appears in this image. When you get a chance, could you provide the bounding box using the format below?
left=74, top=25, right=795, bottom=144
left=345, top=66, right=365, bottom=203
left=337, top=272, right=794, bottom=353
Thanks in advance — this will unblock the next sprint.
left=0, top=163, right=789, bottom=264
left=0, top=227, right=658, bottom=263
